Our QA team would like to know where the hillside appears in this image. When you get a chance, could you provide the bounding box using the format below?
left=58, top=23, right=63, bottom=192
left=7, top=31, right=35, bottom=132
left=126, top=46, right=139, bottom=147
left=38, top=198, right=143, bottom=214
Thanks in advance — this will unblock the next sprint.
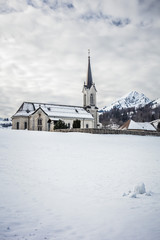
left=0, top=130, right=160, bottom=240
left=99, top=91, right=160, bottom=127
left=152, top=98, right=160, bottom=109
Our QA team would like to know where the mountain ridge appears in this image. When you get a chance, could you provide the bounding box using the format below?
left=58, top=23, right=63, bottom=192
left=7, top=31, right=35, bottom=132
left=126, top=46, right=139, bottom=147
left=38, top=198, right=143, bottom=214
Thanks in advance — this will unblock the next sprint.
left=100, top=91, right=152, bottom=113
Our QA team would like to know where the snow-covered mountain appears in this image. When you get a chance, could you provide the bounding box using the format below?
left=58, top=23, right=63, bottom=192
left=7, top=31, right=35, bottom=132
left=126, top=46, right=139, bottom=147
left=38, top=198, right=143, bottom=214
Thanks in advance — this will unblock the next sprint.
left=100, top=91, right=151, bottom=112
left=151, top=98, right=160, bottom=109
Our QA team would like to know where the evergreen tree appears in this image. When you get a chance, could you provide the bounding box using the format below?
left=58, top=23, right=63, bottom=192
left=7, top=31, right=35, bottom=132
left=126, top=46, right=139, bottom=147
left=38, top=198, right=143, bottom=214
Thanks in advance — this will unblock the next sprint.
left=54, top=120, right=68, bottom=130
left=73, top=119, right=81, bottom=128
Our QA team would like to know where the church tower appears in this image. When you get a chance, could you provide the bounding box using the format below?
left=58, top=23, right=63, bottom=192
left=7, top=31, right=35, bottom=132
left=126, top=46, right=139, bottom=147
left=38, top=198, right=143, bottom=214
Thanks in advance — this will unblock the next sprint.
left=82, top=50, right=99, bottom=128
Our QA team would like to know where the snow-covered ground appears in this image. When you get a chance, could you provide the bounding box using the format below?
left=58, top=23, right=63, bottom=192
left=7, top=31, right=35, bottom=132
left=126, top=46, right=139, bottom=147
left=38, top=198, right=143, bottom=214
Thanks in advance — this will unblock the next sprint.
left=0, top=130, right=160, bottom=240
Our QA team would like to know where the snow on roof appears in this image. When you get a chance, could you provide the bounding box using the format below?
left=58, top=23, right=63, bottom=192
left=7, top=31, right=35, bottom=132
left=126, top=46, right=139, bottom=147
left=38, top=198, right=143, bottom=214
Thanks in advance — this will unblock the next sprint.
left=13, top=102, right=93, bottom=120
left=150, top=119, right=160, bottom=128
left=137, top=122, right=156, bottom=131
left=128, top=120, right=144, bottom=130
left=119, top=119, right=156, bottom=131
left=49, top=117, right=61, bottom=121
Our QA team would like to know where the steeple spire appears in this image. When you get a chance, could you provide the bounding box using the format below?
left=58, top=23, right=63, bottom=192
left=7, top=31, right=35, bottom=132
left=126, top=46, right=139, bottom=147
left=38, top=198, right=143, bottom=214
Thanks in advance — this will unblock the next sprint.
left=86, top=49, right=93, bottom=89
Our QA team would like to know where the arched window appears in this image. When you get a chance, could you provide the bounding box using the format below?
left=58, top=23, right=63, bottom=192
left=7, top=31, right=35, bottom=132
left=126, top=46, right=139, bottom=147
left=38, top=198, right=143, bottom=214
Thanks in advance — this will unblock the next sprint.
left=38, top=118, right=42, bottom=131
left=16, top=122, right=19, bottom=130
left=24, top=122, right=27, bottom=129
left=90, top=94, right=94, bottom=105
left=84, top=94, right=86, bottom=106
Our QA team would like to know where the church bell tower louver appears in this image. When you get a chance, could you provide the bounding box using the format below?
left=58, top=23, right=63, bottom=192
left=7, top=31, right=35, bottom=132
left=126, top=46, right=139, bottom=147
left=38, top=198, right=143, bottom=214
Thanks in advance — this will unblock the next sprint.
left=82, top=50, right=99, bottom=128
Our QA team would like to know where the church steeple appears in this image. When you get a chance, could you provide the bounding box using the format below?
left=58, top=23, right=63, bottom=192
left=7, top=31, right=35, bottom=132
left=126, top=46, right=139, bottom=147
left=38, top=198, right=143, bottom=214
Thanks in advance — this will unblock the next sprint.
left=86, top=49, right=93, bottom=89
left=82, top=50, right=99, bottom=128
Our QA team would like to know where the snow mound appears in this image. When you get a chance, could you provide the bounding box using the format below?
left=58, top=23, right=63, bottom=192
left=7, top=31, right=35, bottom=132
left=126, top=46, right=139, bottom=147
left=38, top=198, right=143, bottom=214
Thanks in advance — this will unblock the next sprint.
left=134, top=182, right=146, bottom=194
left=123, top=183, right=152, bottom=198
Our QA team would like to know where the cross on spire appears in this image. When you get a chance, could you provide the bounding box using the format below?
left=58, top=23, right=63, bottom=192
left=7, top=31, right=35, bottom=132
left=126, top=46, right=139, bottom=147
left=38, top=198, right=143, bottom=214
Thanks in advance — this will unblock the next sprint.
left=88, top=49, right=90, bottom=58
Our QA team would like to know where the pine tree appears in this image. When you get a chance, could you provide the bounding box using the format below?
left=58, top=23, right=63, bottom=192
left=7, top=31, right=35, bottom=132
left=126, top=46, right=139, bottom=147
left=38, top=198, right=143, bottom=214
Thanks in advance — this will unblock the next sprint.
left=73, top=119, right=81, bottom=128
left=54, top=120, right=68, bottom=130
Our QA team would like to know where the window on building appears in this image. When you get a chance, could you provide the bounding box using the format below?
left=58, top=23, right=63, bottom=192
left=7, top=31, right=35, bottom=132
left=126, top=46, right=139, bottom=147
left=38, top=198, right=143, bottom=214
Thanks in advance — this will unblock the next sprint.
left=24, top=122, right=27, bottom=129
left=38, top=118, right=42, bottom=125
left=16, top=122, right=19, bottom=130
left=90, top=94, right=94, bottom=105
left=86, top=124, right=89, bottom=129
left=48, top=119, right=51, bottom=131
left=68, top=123, right=70, bottom=128
left=38, top=118, right=42, bottom=131
left=84, top=94, right=86, bottom=106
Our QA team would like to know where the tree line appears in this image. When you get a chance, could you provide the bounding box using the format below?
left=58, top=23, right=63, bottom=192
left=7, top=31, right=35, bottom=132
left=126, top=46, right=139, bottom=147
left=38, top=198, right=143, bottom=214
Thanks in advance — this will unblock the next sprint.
left=99, top=103, right=160, bottom=128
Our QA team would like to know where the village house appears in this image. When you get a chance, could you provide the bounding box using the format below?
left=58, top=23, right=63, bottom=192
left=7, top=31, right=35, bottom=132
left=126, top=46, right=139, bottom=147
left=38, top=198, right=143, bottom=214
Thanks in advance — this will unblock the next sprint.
left=119, top=119, right=156, bottom=131
left=12, top=52, right=99, bottom=131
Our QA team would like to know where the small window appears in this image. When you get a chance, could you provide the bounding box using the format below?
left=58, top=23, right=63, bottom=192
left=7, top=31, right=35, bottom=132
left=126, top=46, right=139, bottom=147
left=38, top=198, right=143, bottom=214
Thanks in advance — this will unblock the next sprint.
left=17, top=122, right=19, bottom=130
left=38, top=118, right=42, bottom=131
left=84, top=94, right=86, bottom=106
left=48, top=122, right=50, bottom=131
left=86, top=124, right=89, bottom=129
left=38, top=118, right=42, bottom=125
left=24, top=122, right=27, bottom=129
left=90, top=94, right=94, bottom=105
left=68, top=123, right=70, bottom=128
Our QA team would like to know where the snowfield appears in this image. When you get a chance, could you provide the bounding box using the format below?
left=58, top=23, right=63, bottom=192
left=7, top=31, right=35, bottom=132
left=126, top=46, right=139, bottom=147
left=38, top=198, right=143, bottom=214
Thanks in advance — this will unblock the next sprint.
left=0, top=130, right=160, bottom=240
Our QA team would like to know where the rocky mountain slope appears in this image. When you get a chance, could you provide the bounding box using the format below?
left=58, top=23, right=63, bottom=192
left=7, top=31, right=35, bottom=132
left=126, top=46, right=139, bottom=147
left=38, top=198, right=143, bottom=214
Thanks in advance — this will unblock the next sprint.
left=99, top=91, right=160, bottom=127
left=100, top=91, right=151, bottom=113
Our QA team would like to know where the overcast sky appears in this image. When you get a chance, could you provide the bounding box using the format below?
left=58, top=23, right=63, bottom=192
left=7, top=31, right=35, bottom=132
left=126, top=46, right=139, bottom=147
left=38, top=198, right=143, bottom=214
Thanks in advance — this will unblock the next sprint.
left=0, top=0, right=160, bottom=117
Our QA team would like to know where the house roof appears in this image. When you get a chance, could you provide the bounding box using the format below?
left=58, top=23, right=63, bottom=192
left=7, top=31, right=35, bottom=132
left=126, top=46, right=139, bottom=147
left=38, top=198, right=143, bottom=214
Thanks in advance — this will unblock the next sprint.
left=119, top=119, right=156, bottom=131
left=150, top=119, right=160, bottom=128
left=13, top=102, right=93, bottom=120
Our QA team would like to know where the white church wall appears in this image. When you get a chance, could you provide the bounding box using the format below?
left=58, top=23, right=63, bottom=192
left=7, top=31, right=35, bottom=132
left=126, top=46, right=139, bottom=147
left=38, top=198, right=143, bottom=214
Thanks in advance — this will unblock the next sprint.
left=29, top=109, right=49, bottom=131
left=12, top=116, right=29, bottom=130
left=55, top=118, right=94, bottom=129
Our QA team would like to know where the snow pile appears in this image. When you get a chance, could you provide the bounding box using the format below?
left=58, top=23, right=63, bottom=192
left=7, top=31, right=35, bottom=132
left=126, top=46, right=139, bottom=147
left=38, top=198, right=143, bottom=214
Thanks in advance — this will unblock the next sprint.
left=123, top=183, right=153, bottom=198
left=134, top=182, right=146, bottom=194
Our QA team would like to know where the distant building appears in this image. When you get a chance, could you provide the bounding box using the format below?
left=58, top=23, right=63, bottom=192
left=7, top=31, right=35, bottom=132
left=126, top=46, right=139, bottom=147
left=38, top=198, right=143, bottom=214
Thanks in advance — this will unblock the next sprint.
left=151, top=119, right=160, bottom=131
left=119, top=119, right=156, bottom=131
left=12, top=51, right=99, bottom=131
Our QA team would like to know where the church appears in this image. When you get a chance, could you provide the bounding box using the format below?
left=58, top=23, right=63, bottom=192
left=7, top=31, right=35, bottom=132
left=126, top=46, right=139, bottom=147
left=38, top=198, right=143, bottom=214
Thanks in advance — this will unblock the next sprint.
left=12, top=52, right=99, bottom=131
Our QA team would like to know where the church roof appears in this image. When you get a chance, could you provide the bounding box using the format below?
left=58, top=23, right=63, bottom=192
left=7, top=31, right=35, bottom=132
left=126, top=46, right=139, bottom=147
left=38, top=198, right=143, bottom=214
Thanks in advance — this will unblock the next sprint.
left=13, top=102, right=93, bottom=120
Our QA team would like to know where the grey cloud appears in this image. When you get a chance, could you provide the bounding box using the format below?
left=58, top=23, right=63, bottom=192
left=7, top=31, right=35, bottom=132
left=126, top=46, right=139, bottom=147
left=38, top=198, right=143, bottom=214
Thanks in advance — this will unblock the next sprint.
left=0, top=0, right=160, bottom=117
left=81, top=11, right=131, bottom=27
left=138, top=0, right=160, bottom=19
